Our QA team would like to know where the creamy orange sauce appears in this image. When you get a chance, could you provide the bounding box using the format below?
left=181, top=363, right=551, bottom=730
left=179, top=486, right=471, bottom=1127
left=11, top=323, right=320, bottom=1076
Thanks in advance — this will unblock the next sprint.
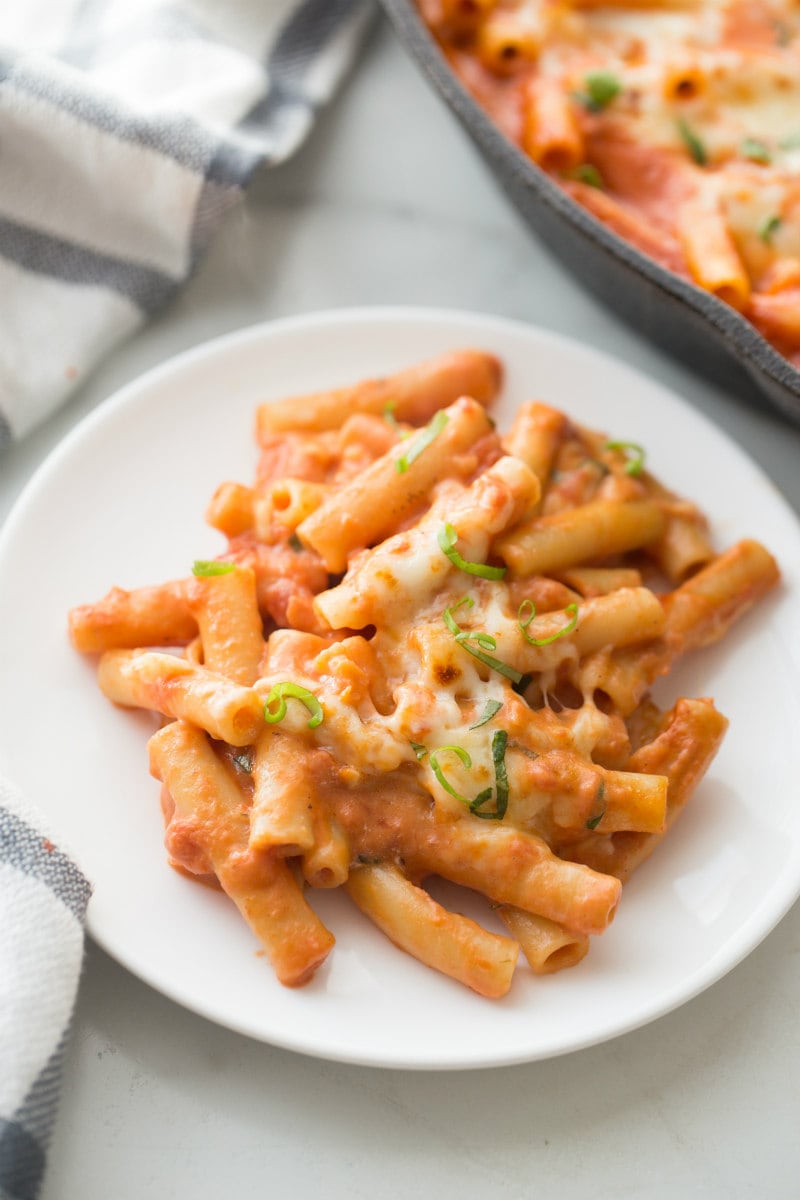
left=421, top=0, right=800, bottom=364
left=71, top=345, right=781, bottom=992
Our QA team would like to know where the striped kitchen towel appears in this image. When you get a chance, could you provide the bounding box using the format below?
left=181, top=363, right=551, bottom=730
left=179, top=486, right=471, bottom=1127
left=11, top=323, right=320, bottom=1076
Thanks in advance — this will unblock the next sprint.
left=0, top=0, right=376, bottom=450
left=0, top=778, right=91, bottom=1200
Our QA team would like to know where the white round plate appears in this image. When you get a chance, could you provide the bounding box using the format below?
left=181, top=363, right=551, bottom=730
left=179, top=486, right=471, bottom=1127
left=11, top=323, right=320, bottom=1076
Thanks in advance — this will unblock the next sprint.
left=2, top=307, right=799, bottom=1070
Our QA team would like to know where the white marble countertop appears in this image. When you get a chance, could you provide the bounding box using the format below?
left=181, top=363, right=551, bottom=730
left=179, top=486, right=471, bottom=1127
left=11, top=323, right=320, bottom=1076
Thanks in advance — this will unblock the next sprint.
left=4, top=15, right=799, bottom=1199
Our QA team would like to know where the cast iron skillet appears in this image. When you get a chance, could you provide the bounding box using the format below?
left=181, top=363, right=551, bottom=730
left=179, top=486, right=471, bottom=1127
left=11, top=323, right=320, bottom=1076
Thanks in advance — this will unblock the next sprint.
left=380, top=0, right=800, bottom=425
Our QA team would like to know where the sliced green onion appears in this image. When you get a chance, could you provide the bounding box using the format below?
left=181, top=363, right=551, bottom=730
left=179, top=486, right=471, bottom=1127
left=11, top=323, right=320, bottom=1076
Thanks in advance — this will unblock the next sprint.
left=443, top=598, right=497, bottom=651
left=395, top=409, right=449, bottom=474
left=677, top=118, right=707, bottom=166
left=192, top=560, right=235, bottom=577
left=759, top=214, right=782, bottom=243
left=470, top=731, right=510, bottom=821
left=443, top=594, right=474, bottom=634
left=517, top=599, right=537, bottom=633
left=430, top=739, right=509, bottom=819
left=575, top=71, right=621, bottom=112
left=456, top=637, right=523, bottom=683
left=410, top=741, right=428, bottom=760
left=469, top=699, right=503, bottom=730
left=740, top=137, right=771, bottom=164
left=437, top=523, right=507, bottom=580
left=429, top=745, right=473, bottom=804
left=605, top=439, right=645, bottom=476
left=443, top=597, right=524, bottom=684
left=569, top=163, right=604, bottom=189
left=518, top=600, right=579, bottom=647
left=263, top=682, right=324, bottom=729
left=232, top=750, right=254, bottom=774
left=586, top=780, right=607, bottom=830
left=384, top=403, right=411, bottom=440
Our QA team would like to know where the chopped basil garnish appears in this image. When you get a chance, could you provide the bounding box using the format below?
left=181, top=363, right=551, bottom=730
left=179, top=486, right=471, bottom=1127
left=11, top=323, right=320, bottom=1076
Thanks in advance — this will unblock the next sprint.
left=288, top=532, right=304, bottom=552
left=263, top=682, right=324, bottom=729
left=232, top=750, right=254, bottom=774
left=192, top=560, right=235, bottom=577
left=430, top=733, right=510, bottom=820
left=605, top=439, right=645, bottom=475
left=570, top=163, right=604, bottom=189
left=677, top=118, right=707, bottom=166
left=469, top=698, right=503, bottom=729
left=470, top=730, right=510, bottom=821
left=512, top=672, right=533, bottom=696
left=443, top=597, right=524, bottom=684
left=585, top=456, right=611, bottom=476
left=759, top=214, right=782, bottom=243
left=518, top=599, right=579, bottom=647
left=586, top=780, right=607, bottom=830
left=395, top=409, right=449, bottom=474
left=437, top=523, right=507, bottom=580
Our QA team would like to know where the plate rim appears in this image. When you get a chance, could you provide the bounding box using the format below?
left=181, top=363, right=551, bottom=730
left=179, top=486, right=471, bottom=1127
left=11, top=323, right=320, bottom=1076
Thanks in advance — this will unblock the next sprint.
left=3, top=303, right=800, bottom=1070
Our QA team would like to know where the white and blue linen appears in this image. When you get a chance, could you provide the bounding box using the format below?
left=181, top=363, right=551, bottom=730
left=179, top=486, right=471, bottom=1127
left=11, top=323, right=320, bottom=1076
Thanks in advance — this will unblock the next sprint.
left=0, top=0, right=375, bottom=448
left=0, top=4, right=374, bottom=1196
left=0, top=780, right=91, bottom=1200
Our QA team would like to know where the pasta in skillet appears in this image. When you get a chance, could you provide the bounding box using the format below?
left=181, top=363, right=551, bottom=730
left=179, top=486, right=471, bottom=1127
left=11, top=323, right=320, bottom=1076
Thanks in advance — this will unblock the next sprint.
left=68, top=348, right=779, bottom=996
left=418, top=0, right=800, bottom=365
